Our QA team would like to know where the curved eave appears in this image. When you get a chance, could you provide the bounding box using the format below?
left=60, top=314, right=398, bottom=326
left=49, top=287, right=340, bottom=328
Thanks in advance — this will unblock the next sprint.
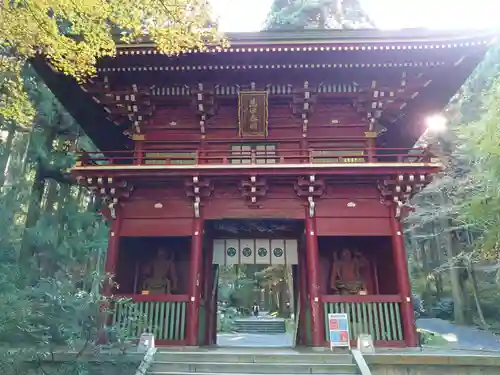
left=31, top=57, right=132, bottom=151
left=115, top=28, right=496, bottom=52
left=385, top=51, right=487, bottom=148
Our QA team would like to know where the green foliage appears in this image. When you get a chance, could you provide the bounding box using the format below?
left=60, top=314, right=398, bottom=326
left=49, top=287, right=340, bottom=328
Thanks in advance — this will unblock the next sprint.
left=0, top=0, right=226, bottom=127
left=406, top=42, right=500, bottom=327
left=264, top=0, right=374, bottom=30
left=0, top=68, right=137, bottom=373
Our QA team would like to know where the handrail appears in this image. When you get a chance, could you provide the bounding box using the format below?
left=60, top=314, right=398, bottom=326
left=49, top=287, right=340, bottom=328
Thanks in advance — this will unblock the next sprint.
left=135, top=347, right=157, bottom=375
left=75, top=147, right=432, bottom=167
left=351, top=349, right=372, bottom=375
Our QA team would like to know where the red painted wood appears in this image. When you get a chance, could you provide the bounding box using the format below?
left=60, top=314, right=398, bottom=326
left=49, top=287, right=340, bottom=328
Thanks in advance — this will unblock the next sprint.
left=211, top=279, right=218, bottom=344
left=104, top=212, right=122, bottom=295
left=186, top=218, right=204, bottom=346
left=390, top=215, right=418, bottom=347
left=114, top=294, right=190, bottom=302
left=135, top=140, right=144, bottom=165
left=121, top=218, right=193, bottom=237
left=203, top=242, right=214, bottom=345
left=316, top=198, right=390, bottom=218
left=320, top=295, right=402, bottom=303
left=122, top=196, right=193, bottom=219
left=204, top=198, right=304, bottom=220
left=305, top=213, right=322, bottom=347
left=316, top=217, right=391, bottom=236
left=298, top=241, right=308, bottom=345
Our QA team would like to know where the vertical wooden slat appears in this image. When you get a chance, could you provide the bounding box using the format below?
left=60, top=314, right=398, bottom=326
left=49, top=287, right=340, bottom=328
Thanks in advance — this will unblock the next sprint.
left=372, top=303, right=381, bottom=341
left=147, top=302, right=155, bottom=333
left=366, top=303, right=374, bottom=338
left=388, top=302, right=397, bottom=341
left=356, top=303, right=363, bottom=336
left=394, top=302, right=403, bottom=341
left=323, top=303, right=329, bottom=340
left=360, top=303, right=368, bottom=335
left=158, top=301, right=166, bottom=340
left=383, top=303, right=392, bottom=340
left=377, top=302, right=387, bottom=340
left=126, top=304, right=133, bottom=336
left=153, top=302, right=160, bottom=338
left=171, top=302, right=178, bottom=340
left=180, top=302, right=187, bottom=340
left=165, top=302, right=174, bottom=340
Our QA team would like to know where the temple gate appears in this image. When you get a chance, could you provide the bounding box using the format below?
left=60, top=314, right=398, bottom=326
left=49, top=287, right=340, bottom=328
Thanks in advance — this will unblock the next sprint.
left=33, top=29, right=493, bottom=348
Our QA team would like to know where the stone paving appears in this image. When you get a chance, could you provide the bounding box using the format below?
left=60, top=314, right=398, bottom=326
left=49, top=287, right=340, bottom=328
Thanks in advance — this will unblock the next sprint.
left=216, top=317, right=500, bottom=351
left=417, top=318, right=500, bottom=351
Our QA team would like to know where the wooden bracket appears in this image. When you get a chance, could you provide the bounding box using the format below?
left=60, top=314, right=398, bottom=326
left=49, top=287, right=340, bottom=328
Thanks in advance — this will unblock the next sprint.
left=185, top=177, right=213, bottom=217
left=294, top=175, right=325, bottom=217
left=76, top=176, right=133, bottom=219
left=239, top=176, right=268, bottom=207
left=377, top=173, right=430, bottom=218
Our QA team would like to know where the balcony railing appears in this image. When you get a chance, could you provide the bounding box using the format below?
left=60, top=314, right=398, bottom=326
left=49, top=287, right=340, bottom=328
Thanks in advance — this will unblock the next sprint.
left=76, top=147, right=433, bottom=167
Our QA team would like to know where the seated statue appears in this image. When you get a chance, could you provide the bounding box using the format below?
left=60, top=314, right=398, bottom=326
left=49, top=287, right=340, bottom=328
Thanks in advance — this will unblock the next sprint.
left=330, top=248, right=367, bottom=295
left=141, top=247, right=178, bottom=294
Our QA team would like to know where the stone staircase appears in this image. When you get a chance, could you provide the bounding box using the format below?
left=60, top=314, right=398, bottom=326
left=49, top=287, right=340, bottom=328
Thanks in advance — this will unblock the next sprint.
left=147, top=348, right=359, bottom=375
left=233, top=318, right=286, bottom=334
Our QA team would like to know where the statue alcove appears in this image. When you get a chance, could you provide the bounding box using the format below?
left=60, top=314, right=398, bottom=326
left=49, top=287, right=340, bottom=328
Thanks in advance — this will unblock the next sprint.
left=318, top=236, right=396, bottom=296
left=116, top=236, right=191, bottom=294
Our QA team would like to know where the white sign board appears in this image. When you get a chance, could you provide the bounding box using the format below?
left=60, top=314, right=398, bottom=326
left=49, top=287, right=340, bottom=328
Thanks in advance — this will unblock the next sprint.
left=328, top=313, right=350, bottom=349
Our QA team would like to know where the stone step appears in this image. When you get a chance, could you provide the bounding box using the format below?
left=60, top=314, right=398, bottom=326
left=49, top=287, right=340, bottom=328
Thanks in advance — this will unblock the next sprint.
left=233, top=320, right=286, bottom=334
left=149, top=362, right=358, bottom=374
left=150, top=372, right=356, bottom=375
left=150, top=373, right=356, bottom=375
left=154, top=351, right=354, bottom=364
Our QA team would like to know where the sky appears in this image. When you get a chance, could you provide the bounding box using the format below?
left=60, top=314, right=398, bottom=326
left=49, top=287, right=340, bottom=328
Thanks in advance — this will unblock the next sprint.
left=210, top=0, right=500, bottom=32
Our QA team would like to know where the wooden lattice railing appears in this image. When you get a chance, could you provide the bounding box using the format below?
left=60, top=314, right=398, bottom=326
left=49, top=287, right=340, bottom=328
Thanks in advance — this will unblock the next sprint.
left=322, top=295, right=404, bottom=345
left=112, top=294, right=188, bottom=343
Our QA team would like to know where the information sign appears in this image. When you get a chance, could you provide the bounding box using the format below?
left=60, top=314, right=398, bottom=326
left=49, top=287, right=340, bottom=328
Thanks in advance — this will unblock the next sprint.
left=328, top=313, right=350, bottom=349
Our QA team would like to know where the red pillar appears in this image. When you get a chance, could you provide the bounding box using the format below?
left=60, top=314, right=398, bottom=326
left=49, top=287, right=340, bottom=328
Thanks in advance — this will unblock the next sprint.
left=132, top=134, right=145, bottom=165
left=298, top=242, right=308, bottom=345
left=203, top=241, right=214, bottom=345
left=104, top=212, right=122, bottom=296
left=99, top=211, right=122, bottom=344
left=305, top=212, right=322, bottom=347
left=186, top=217, right=204, bottom=346
left=390, top=214, right=418, bottom=347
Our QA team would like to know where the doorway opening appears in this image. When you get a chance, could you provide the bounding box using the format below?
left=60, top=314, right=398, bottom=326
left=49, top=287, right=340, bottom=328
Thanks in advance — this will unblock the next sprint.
left=207, top=219, right=303, bottom=347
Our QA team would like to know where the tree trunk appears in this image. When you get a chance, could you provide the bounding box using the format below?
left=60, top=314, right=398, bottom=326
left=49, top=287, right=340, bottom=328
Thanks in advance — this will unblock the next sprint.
left=467, top=256, right=488, bottom=329
left=443, top=226, right=466, bottom=324
left=0, top=123, right=16, bottom=188
left=19, top=128, right=57, bottom=263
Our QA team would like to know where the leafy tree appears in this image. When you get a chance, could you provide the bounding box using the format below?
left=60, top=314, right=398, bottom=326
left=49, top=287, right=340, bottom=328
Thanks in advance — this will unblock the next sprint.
left=0, top=68, right=141, bottom=373
left=1, top=0, right=225, bottom=126
left=264, top=0, right=374, bottom=30
left=406, top=43, right=500, bottom=327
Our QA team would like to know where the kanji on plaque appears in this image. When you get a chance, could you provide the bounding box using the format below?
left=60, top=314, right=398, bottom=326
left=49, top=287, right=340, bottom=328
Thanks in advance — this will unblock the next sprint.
left=238, top=91, right=268, bottom=137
